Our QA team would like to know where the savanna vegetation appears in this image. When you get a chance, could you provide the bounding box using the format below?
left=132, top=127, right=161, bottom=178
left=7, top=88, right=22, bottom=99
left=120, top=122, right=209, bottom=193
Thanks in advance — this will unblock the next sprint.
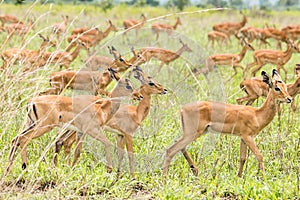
left=0, top=2, right=299, bottom=199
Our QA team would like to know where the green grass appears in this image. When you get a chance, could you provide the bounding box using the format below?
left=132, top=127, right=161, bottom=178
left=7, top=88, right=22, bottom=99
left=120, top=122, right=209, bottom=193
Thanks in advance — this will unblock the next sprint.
left=0, top=3, right=299, bottom=199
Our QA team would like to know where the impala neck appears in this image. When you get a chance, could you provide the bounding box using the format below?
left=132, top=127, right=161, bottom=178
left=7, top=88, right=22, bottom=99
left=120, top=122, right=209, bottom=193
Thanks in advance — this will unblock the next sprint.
left=287, top=78, right=300, bottom=97
left=173, top=19, right=180, bottom=29
left=172, top=46, right=187, bottom=60
left=136, top=87, right=151, bottom=123
left=282, top=45, right=293, bottom=63
left=256, top=89, right=277, bottom=128
left=103, top=25, right=112, bottom=38
left=70, top=45, right=82, bottom=60
left=237, top=45, right=248, bottom=62
left=240, top=16, right=247, bottom=27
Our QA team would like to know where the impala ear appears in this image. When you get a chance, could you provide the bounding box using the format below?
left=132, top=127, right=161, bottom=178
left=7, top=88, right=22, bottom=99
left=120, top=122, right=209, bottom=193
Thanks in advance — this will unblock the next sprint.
left=272, top=69, right=283, bottom=82
left=133, top=66, right=147, bottom=84
left=108, top=67, right=120, bottom=81
left=262, top=71, right=272, bottom=88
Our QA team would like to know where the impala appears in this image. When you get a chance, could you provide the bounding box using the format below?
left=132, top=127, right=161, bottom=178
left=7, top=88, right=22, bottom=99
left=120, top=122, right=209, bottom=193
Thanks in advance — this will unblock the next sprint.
left=244, top=39, right=299, bottom=80
left=163, top=69, right=292, bottom=177
left=140, top=39, right=192, bottom=75
left=6, top=68, right=143, bottom=174
left=0, top=34, right=56, bottom=70
left=237, top=64, right=300, bottom=120
left=40, top=41, right=88, bottom=69
left=151, top=17, right=181, bottom=41
left=204, top=39, right=255, bottom=81
left=84, top=47, right=145, bottom=72
left=66, top=20, right=118, bottom=51
left=0, top=14, right=21, bottom=26
left=42, top=67, right=120, bottom=96
left=206, top=31, right=229, bottom=48
left=52, top=15, right=68, bottom=40
left=53, top=66, right=167, bottom=178
left=213, top=13, right=247, bottom=37
left=5, top=20, right=35, bottom=43
left=123, top=14, right=146, bottom=36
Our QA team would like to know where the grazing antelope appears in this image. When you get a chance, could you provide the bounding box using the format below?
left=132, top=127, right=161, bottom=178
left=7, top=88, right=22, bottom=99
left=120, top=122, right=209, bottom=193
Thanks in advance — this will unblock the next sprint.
left=206, top=31, right=229, bottom=48
left=123, top=14, right=146, bottom=37
left=163, top=69, right=292, bottom=177
left=237, top=64, right=300, bottom=114
left=213, top=13, right=247, bottom=37
left=53, top=66, right=167, bottom=178
left=203, top=39, right=255, bottom=81
left=140, top=39, right=192, bottom=75
left=244, top=39, right=299, bottom=81
left=40, top=41, right=88, bottom=69
left=6, top=68, right=143, bottom=174
left=151, top=17, right=181, bottom=41
left=0, top=34, right=56, bottom=70
left=0, top=14, right=21, bottom=26
left=52, top=15, right=68, bottom=40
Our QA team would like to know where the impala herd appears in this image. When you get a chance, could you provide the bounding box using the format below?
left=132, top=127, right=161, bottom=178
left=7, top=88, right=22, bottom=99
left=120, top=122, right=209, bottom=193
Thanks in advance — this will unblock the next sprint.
left=1, top=11, right=299, bottom=179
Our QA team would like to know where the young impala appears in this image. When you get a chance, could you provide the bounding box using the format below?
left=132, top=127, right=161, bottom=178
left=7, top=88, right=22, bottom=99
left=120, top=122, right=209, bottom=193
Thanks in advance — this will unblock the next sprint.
left=163, top=69, right=292, bottom=177
left=203, top=39, right=255, bottom=81
left=53, top=66, right=167, bottom=178
left=0, top=14, right=21, bottom=26
left=52, top=15, right=68, bottom=40
left=140, top=39, right=192, bottom=75
left=123, top=14, right=146, bottom=37
left=0, top=34, right=56, bottom=70
left=151, top=17, right=181, bottom=41
left=6, top=68, right=143, bottom=175
left=213, top=13, right=247, bottom=37
left=66, top=20, right=118, bottom=51
left=244, top=39, right=299, bottom=80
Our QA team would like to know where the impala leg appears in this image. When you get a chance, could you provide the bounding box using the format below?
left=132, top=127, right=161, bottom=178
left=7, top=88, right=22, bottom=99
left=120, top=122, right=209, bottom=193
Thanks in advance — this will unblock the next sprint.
left=181, top=148, right=198, bottom=175
left=72, top=132, right=84, bottom=167
left=163, top=134, right=196, bottom=175
left=84, top=129, right=113, bottom=172
left=12, top=125, right=53, bottom=170
left=125, top=134, right=135, bottom=178
left=116, top=134, right=125, bottom=177
left=64, top=131, right=76, bottom=166
left=53, top=130, right=71, bottom=166
left=244, top=62, right=256, bottom=78
left=238, top=139, right=247, bottom=177
left=236, top=95, right=258, bottom=105
left=241, top=135, right=264, bottom=174
left=251, top=63, right=264, bottom=77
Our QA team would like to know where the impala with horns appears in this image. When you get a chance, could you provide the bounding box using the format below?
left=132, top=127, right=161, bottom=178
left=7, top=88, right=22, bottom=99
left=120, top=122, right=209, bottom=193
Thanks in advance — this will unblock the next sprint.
left=53, top=66, right=167, bottom=178
left=237, top=64, right=300, bottom=121
left=52, top=15, right=68, bottom=40
left=164, top=69, right=292, bottom=177
left=6, top=68, right=143, bottom=175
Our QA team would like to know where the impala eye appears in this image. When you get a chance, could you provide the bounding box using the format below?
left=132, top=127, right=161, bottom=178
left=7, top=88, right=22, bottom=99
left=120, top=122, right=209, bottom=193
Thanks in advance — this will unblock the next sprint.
left=275, top=87, right=281, bottom=91
left=149, top=82, right=155, bottom=86
left=119, top=58, right=124, bottom=62
left=126, top=85, right=132, bottom=90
